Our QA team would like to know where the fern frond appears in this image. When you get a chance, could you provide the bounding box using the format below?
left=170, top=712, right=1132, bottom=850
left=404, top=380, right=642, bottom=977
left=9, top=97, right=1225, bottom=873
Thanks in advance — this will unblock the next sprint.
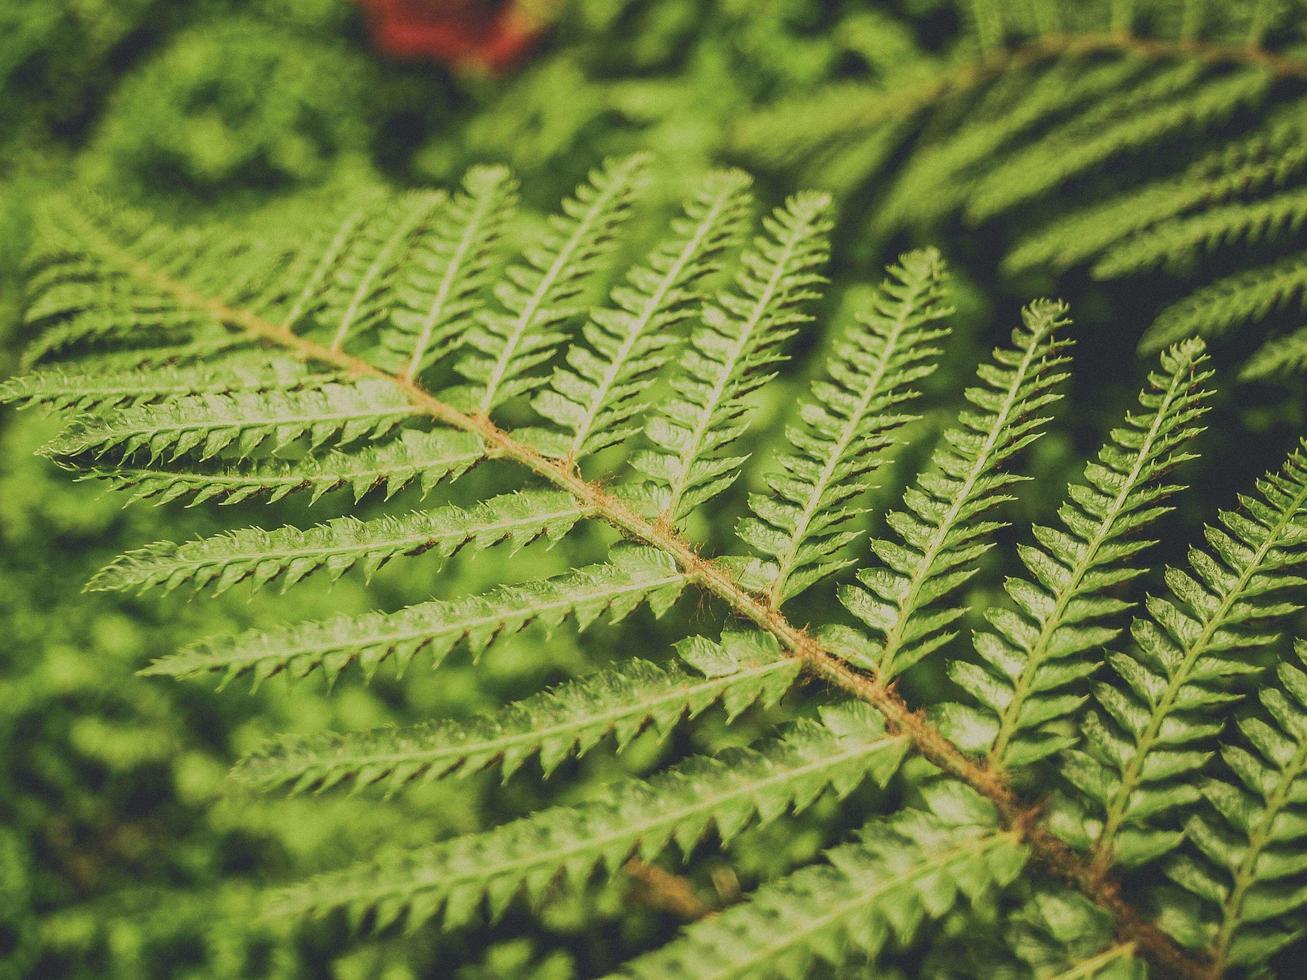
left=1053, top=442, right=1307, bottom=872
left=31, top=197, right=276, bottom=338
left=1140, top=253, right=1307, bottom=352
left=88, top=489, right=588, bottom=595
left=616, top=780, right=1026, bottom=979
left=381, top=164, right=517, bottom=380
left=142, top=547, right=686, bottom=687
left=40, top=379, right=418, bottom=464
left=1161, top=639, right=1307, bottom=972
left=631, top=191, right=832, bottom=524
left=967, top=67, right=1270, bottom=222
left=1094, top=186, right=1307, bottom=279
left=533, top=169, right=753, bottom=465
left=1004, top=112, right=1307, bottom=273
left=233, top=630, right=800, bottom=794
left=1001, top=887, right=1145, bottom=980
left=941, top=340, right=1212, bottom=769
left=320, top=192, right=445, bottom=351
left=840, top=299, right=1073, bottom=680
left=457, top=154, right=649, bottom=414
left=1242, top=323, right=1307, bottom=381
left=273, top=192, right=387, bottom=330
left=85, top=428, right=484, bottom=506
left=19, top=304, right=226, bottom=369
left=0, top=353, right=319, bottom=412
left=737, top=247, right=951, bottom=606
left=268, top=703, right=907, bottom=931
left=880, top=58, right=1150, bottom=233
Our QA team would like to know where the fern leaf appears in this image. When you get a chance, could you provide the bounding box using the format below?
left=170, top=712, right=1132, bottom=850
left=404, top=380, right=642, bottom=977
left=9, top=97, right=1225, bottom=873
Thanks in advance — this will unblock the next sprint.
left=233, top=630, right=800, bottom=794
left=1001, top=887, right=1145, bottom=980
left=86, top=428, right=484, bottom=506
left=941, top=340, right=1212, bottom=768
left=321, top=192, right=445, bottom=351
left=840, top=300, right=1073, bottom=680
left=737, top=247, right=951, bottom=605
left=880, top=58, right=1150, bottom=233
left=1094, top=186, right=1307, bottom=279
left=40, top=379, right=418, bottom=463
left=20, top=303, right=223, bottom=368
left=142, top=546, right=686, bottom=688
left=381, top=164, right=517, bottom=380
left=616, top=780, right=1026, bottom=979
left=1242, top=323, right=1307, bottom=381
left=458, top=154, right=649, bottom=414
left=533, top=169, right=753, bottom=464
left=631, top=191, right=833, bottom=524
left=968, top=67, right=1270, bottom=222
left=1140, top=252, right=1307, bottom=352
left=1161, top=639, right=1307, bottom=972
left=0, top=354, right=319, bottom=412
left=268, top=704, right=907, bottom=931
left=88, top=490, right=587, bottom=595
left=1053, top=442, right=1307, bottom=871
left=1004, top=112, right=1307, bottom=272
left=274, top=192, right=387, bottom=330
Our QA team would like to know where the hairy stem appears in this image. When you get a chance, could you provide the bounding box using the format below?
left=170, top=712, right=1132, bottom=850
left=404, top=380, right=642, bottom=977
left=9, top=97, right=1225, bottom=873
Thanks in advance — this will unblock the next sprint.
left=74, top=213, right=1210, bottom=979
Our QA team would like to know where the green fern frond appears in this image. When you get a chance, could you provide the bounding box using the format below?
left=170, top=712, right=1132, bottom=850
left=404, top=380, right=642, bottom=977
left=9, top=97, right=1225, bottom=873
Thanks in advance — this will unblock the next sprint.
left=616, top=780, right=1026, bottom=979
left=88, top=489, right=588, bottom=595
left=19, top=303, right=225, bottom=369
left=967, top=67, right=1270, bottom=223
left=736, top=9, right=1307, bottom=375
left=40, top=379, right=417, bottom=464
left=272, top=192, right=387, bottom=331
left=840, top=299, right=1072, bottom=680
left=630, top=191, right=832, bottom=524
left=880, top=58, right=1150, bottom=233
left=737, top=247, right=951, bottom=606
left=268, top=703, right=907, bottom=932
left=1140, top=254, right=1307, bottom=353
left=381, top=165, right=517, bottom=380
left=85, top=428, right=484, bottom=506
left=533, top=169, right=753, bottom=465
left=1005, top=113, right=1307, bottom=273
left=1002, top=887, right=1145, bottom=980
left=457, top=154, right=649, bottom=414
left=319, top=192, right=445, bottom=351
left=1094, top=187, right=1307, bottom=279
left=142, top=546, right=686, bottom=687
left=1242, top=324, right=1307, bottom=381
left=233, top=630, right=799, bottom=794
left=1160, top=640, right=1307, bottom=972
left=0, top=353, right=318, bottom=412
left=1053, top=442, right=1307, bottom=872
left=940, top=340, right=1212, bottom=769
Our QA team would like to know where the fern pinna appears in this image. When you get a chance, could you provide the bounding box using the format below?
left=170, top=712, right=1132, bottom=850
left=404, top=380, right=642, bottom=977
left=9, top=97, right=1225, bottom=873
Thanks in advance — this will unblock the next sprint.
left=8, top=155, right=1307, bottom=978
left=739, top=0, right=1307, bottom=381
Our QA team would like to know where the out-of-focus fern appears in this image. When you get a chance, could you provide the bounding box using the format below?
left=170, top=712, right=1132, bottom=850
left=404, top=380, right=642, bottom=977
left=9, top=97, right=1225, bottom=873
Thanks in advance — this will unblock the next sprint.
left=11, top=155, right=1307, bottom=979
left=738, top=0, right=1307, bottom=379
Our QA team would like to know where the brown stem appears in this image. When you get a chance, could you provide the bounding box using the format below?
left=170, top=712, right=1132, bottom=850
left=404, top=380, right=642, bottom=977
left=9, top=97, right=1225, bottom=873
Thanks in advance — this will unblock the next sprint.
left=69, top=214, right=1211, bottom=977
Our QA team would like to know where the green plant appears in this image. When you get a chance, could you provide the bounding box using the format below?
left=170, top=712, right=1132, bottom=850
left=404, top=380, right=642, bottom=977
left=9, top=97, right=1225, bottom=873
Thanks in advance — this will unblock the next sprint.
left=7, top=154, right=1307, bottom=978
left=739, top=0, right=1307, bottom=380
